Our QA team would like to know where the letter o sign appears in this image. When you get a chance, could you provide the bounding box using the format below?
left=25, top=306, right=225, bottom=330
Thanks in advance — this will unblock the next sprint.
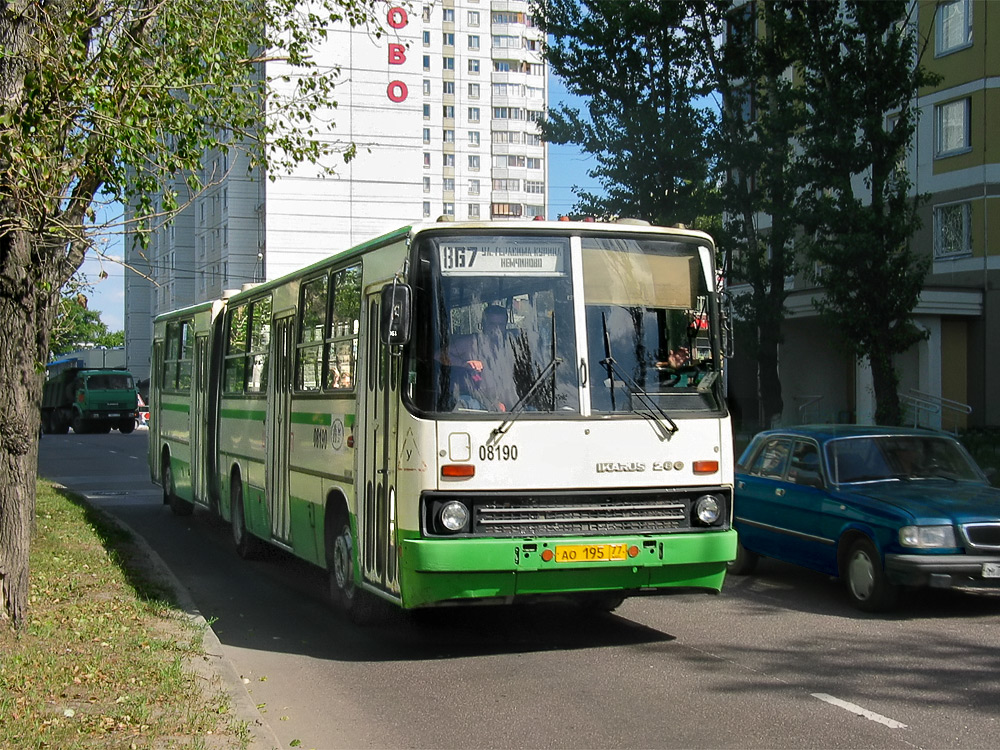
left=387, top=81, right=408, bottom=103
left=387, top=7, right=407, bottom=29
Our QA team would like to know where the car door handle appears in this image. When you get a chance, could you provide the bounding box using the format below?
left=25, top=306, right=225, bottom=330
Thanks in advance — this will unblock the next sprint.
left=775, top=488, right=785, bottom=497
left=737, top=480, right=745, bottom=489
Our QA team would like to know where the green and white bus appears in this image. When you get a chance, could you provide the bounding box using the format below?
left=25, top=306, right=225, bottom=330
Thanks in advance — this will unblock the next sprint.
left=150, top=220, right=736, bottom=618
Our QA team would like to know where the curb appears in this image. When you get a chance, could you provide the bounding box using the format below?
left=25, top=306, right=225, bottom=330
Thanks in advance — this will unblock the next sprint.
left=67, top=488, right=282, bottom=750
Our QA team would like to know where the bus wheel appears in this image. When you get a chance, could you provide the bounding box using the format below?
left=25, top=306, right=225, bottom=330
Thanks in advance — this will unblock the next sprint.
left=578, top=593, right=626, bottom=612
left=164, top=460, right=193, bottom=517
left=328, top=519, right=377, bottom=624
left=231, top=479, right=262, bottom=560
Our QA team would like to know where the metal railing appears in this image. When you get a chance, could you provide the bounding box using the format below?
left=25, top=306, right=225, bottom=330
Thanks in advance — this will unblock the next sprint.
left=898, top=389, right=971, bottom=433
left=794, top=395, right=823, bottom=424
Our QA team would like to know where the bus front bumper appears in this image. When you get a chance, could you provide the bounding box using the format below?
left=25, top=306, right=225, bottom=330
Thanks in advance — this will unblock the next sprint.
left=396, top=529, right=736, bottom=609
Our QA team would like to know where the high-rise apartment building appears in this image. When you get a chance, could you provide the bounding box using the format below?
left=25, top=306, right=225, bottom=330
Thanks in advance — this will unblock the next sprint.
left=124, top=0, right=548, bottom=382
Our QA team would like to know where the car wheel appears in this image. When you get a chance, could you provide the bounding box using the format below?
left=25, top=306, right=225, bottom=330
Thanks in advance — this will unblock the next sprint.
left=844, top=538, right=898, bottom=612
left=230, top=479, right=262, bottom=559
left=327, top=518, right=378, bottom=624
left=728, top=538, right=759, bottom=576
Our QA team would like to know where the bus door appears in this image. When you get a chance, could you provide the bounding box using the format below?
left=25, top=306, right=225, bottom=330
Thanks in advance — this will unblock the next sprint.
left=191, top=334, right=209, bottom=504
left=266, top=315, right=293, bottom=543
left=360, top=290, right=399, bottom=595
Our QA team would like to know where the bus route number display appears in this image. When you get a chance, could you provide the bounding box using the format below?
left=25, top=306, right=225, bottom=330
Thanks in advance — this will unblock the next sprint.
left=439, top=238, right=566, bottom=277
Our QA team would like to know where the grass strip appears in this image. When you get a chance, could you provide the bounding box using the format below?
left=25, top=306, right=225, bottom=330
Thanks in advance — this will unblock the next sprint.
left=0, top=480, right=249, bottom=750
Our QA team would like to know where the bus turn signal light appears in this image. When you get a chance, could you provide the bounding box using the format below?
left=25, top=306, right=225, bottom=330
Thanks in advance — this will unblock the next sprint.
left=441, top=464, right=475, bottom=478
left=693, top=460, right=719, bottom=474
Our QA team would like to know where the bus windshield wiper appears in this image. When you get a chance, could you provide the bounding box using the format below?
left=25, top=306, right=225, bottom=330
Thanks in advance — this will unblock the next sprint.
left=489, top=356, right=562, bottom=441
left=600, top=311, right=678, bottom=438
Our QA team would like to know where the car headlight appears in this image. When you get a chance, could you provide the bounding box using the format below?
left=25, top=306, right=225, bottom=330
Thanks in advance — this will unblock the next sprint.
left=439, top=500, right=470, bottom=532
left=694, top=494, right=722, bottom=526
left=899, top=525, right=956, bottom=548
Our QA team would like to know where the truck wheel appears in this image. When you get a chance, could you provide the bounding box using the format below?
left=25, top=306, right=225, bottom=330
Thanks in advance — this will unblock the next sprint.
left=72, top=414, right=88, bottom=434
left=119, top=419, right=135, bottom=434
left=51, top=417, right=69, bottom=435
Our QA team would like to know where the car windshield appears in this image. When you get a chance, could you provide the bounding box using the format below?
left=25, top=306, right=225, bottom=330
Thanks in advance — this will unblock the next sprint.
left=827, top=435, right=984, bottom=484
left=86, top=374, right=134, bottom=390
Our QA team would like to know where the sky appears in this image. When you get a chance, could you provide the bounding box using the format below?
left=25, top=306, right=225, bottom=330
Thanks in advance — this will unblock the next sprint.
left=78, top=74, right=598, bottom=334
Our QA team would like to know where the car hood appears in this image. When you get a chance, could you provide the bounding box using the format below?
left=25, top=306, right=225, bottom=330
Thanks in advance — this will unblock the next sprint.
left=847, top=480, right=1000, bottom=522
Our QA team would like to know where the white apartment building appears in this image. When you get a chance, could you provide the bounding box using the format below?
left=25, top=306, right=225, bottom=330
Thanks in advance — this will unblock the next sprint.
left=124, top=0, right=548, bottom=382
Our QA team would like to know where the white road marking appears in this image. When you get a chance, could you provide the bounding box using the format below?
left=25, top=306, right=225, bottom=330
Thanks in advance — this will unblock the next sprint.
left=812, top=693, right=907, bottom=729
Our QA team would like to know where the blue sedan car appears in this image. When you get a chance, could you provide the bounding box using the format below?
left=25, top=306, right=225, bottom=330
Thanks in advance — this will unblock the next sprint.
left=732, top=426, right=1000, bottom=611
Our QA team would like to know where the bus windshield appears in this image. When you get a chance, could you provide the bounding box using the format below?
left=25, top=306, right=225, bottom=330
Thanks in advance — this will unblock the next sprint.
left=408, top=232, right=721, bottom=416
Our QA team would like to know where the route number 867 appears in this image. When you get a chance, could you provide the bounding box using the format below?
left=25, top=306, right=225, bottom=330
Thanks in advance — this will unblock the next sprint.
left=479, top=444, right=518, bottom=461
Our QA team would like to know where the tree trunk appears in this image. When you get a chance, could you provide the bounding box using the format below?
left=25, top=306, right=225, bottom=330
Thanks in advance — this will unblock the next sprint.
left=0, top=228, right=52, bottom=626
left=869, top=345, right=902, bottom=426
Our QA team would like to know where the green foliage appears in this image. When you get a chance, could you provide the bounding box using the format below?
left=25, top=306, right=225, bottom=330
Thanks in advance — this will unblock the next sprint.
left=48, top=275, right=123, bottom=356
left=532, top=0, right=719, bottom=226
left=791, top=0, right=938, bottom=425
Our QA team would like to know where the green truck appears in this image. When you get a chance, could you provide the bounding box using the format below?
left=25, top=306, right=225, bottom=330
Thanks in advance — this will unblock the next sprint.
left=41, top=367, right=140, bottom=434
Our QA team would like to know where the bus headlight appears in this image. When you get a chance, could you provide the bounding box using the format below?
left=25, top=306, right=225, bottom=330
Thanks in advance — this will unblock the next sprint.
left=440, top=501, right=470, bottom=532
left=694, top=494, right=722, bottom=526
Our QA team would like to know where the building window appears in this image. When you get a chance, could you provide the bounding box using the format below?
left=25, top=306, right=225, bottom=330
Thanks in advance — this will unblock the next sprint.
left=468, top=10, right=480, bottom=26
left=422, top=55, right=430, bottom=71
left=443, top=32, right=454, bottom=46
left=468, top=131, right=481, bottom=146
left=468, top=155, right=480, bottom=170
left=443, top=9, right=454, bottom=22
left=525, top=180, right=545, bottom=194
left=443, top=57, right=455, bottom=71
left=493, top=178, right=521, bottom=191
left=468, top=83, right=480, bottom=99
left=937, top=0, right=972, bottom=56
left=442, top=202, right=455, bottom=217
left=468, top=35, right=480, bottom=50
left=422, top=30, right=431, bottom=46
left=422, top=5, right=431, bottom=22
left=423, top=79, right=431, bottom=96
left=934, top=202, right=972, bottom=258
left=527, top=157, right=543, bottom=169
left=443, top=81, right=455, bottom=95
left=936, top=98, right=970, bottom=157
left=469, top=179, right=480, bottom=195
left=468, top=59, right=480, bottom=74
left=423, top=201, right=431, bottom=217
left=468, top=107, right=480, bottom=122
left=443, top=178, right=455, bottom=192
left=423, top=176, right=431, bottom=193
left=443, top=129, right=455, bottom=143
left=525, top=205, right=545, bottom=218
left=468, top=204, right=481, bottom=219
left=443, top=105, right=455, bottom=119
left=423, top=152, right=431, bottom=168
left=423, top=103, right=430, bottom=119
left=443, top=153, right=455, bottom=167
left=422, top=127, right=430, bottom=144
left=491, top=203, right=523, bottom=218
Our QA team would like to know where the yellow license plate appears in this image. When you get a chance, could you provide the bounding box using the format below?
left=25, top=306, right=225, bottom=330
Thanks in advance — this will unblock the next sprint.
left=553, top=544, right=628, bottom=563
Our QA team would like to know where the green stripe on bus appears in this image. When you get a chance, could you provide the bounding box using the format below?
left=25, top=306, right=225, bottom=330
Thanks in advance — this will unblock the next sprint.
left=162, top=402, right=190, bottom=413
left=220, top=408, right=267, bottom=421
left=290, top=412, right=331, bottom=426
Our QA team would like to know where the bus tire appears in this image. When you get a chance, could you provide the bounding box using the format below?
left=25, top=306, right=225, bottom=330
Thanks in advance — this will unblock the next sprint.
left=231, top=478, right=262, bottom=560
left=163, top=458, right=193, bottom=516
left=578, top=593, right=626, bottom=612
left=327, top=517, right=377, bottom=624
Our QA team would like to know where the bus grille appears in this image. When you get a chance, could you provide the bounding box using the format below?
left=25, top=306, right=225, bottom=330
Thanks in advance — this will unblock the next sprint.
left=962, top=523, right=1000, bottom=550
left=422, top=488, right=730, bottom=538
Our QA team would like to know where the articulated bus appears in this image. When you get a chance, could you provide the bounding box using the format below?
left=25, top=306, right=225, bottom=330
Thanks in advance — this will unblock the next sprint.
left=150, top=220, right=736, bottom=619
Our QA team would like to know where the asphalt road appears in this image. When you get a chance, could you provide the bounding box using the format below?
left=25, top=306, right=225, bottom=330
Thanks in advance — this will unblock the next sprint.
left=38, top=431, right=1000, bottom=750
